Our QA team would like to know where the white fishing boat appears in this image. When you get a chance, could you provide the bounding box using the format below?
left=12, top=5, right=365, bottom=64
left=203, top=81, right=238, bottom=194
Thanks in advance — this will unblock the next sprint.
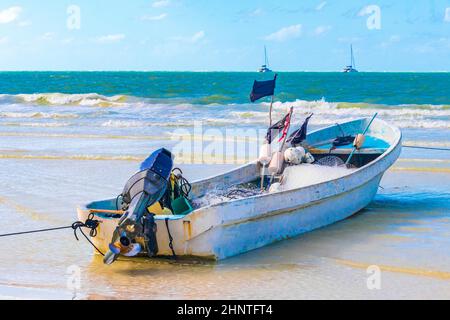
left=342, top=44, right=358, bottom=73
left=77, top=117, right=401, bottom=261
left=258, top=46, right=273, bottom=73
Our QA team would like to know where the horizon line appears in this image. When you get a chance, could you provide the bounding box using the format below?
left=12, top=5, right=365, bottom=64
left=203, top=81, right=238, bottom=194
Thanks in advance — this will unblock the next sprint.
left=0, top=70, right=449, bottom=73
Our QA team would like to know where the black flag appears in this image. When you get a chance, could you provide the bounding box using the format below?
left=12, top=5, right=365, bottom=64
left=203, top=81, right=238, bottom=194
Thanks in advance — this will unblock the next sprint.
left=287, top=114, right=313, bottom=145
left=266, top=112, right=290, bottom=144
left=250, top=74, right=277, bottom=102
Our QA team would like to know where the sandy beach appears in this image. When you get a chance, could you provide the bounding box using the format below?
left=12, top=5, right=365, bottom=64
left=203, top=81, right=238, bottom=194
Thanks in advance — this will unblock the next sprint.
left=0, top=156, right=449, bottom=300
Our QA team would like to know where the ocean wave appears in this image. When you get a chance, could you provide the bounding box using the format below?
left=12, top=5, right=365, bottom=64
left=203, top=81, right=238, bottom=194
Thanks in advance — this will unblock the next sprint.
left=101, top=120, right=148, bottom=128
left=99, top=119, right=243, bottom=128
left=262, top=99, right=450, bottom=129
left=0, top=93, right=449, bottom=129
left=0, top=93, right=196, bottom=109
left=100, top=120, right=197, bottom=128
left=266, top=99, right=450, bottom=116
left=2, top=122, right=71, bottom=127
left=0, top=132, right=168, bottom=141
left=0, top=111, right=79, bottom=119
left=13, top=93, right=127, bottom=107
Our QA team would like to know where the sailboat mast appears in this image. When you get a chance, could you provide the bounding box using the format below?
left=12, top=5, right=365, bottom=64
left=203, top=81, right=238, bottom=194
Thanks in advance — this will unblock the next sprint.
left=350, top=45, right=356, bottom=69
left=350, top=45, right=353, bottom=68
left=264, top=46, right=269, bottom=67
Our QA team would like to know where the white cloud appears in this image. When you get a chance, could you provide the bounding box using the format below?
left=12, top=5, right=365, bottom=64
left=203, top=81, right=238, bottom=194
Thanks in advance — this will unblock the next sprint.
left=380, top=35, right=400, bottom=48
left=417, top=37, right=450, bottom=53
left=314, top=25, right=331, bottom=36
left=173, top=31, right=205, bottom=43
left=264, top=24, right=302, bottom=42
left=0, top=6, right=22, bottom=24
left=316, top=2, right=327, bottom=11
left=0, top=36, right=9, bottom=44
left=40, top=32, right=56, bottom=41
left=96, top=34, right=126, bottom=44
left=191, top=31, right=205, bottom=43
left=62, top=38, right=74, bottom=45
left=445, top=8, right=450, bottom=22
left=142, top=13, right=167, bottom=21
left=152, top=0, right=170, bottom=8
left=18, top=20, right=31, bottom=27
left=338, top=36, right=361, bottom=43
left=249, top=8, right=264, bottom=17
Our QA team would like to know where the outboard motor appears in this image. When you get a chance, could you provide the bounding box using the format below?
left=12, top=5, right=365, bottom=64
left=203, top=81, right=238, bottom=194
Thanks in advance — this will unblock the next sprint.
left=103, top=148, right=173, bottom=265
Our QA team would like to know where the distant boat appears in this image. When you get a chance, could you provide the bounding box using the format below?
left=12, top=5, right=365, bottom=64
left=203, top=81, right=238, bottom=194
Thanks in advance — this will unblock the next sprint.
left=342, top=45, right=358, bottom=73
left=258, top=46, right=273, bottom=73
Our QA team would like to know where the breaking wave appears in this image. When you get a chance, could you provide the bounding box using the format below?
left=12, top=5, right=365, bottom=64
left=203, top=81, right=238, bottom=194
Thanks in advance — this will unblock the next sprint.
left=2, top=122, right=71, bottom=127
left=267, top=98, right=450, bottom=117
left=262, top=99, right=450, bottom=129
left=0, top=93, right=449, bottom=129
left=0, top=111, right=79, bottom=119
left=4, top=93, right=128, bottom=107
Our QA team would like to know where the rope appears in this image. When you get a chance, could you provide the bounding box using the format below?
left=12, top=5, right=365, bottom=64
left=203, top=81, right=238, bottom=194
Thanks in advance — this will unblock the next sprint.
left=0, top=225, right=72, bottom=238
left=403, top=145, right=450, bottom=152
left=0, top=213, right=105, bottom=256
left=172, top=168, right=192, bottom=198
left=165, top=218, right=176, bottom=258
left=71, top=213, right=105, bottom=256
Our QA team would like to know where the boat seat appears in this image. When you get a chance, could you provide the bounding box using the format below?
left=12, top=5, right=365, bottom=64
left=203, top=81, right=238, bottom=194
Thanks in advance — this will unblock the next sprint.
left=311, top=136, right=390, bottom=154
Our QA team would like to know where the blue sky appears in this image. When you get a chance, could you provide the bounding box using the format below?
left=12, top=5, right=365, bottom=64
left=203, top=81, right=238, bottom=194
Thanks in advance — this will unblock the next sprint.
left=0, top=0, right=449, bottom=71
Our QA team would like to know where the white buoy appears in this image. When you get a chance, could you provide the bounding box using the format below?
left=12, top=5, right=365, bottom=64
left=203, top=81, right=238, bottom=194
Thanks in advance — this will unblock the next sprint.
left=268, top=152, right=284, bottom=175
left=259, top=142, right=272, bottom=165
left=284, top=147, right=305, bottom=165
left=353, top=134, right=366, bottom=150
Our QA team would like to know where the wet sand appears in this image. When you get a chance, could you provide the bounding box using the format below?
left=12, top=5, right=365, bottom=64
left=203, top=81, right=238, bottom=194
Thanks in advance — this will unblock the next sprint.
left=0, top=157, right=449, bottom=300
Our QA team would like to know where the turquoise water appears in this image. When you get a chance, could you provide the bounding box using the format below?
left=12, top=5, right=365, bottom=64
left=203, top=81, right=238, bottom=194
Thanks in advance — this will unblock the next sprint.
left=1, top=71, right=450, bottom=105
left=0, top=72, right=449, bottom=299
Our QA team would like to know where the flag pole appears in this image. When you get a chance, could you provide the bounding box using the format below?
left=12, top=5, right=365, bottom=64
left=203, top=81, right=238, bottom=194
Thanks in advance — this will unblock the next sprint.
left=260, top=164, right=266, bottom=191
left=269, top=74, right=277, bottom=126
left=345, top=113, right=378, bottom=166
left=262, top=95, right=274, bottom=191
left=267, top=106, right=294, bottom=189
left=269, top=95, right=273, bottom=127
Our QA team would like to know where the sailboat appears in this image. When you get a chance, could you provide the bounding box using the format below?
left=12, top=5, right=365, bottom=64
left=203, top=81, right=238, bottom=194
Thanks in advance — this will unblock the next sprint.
left=258, top=46, right=273, bottom=73
left=342, top=45, right=358, bottom=73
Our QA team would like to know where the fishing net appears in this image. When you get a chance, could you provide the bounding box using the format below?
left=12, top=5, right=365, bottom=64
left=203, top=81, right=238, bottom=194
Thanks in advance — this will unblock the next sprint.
left=192, top=183, right=262, bottom=209
left=316, top=155, right=358, bottom=169
left=316, top=155, right=345, bottom=167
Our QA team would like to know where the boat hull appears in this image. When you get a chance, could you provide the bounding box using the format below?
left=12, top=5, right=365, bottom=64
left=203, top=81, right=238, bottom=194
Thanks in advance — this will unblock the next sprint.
left=77, top=118, right=402, bottom=261
left=77, top=173, right=382, bottom=260
left=186, top=174, right=383, bottom=260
